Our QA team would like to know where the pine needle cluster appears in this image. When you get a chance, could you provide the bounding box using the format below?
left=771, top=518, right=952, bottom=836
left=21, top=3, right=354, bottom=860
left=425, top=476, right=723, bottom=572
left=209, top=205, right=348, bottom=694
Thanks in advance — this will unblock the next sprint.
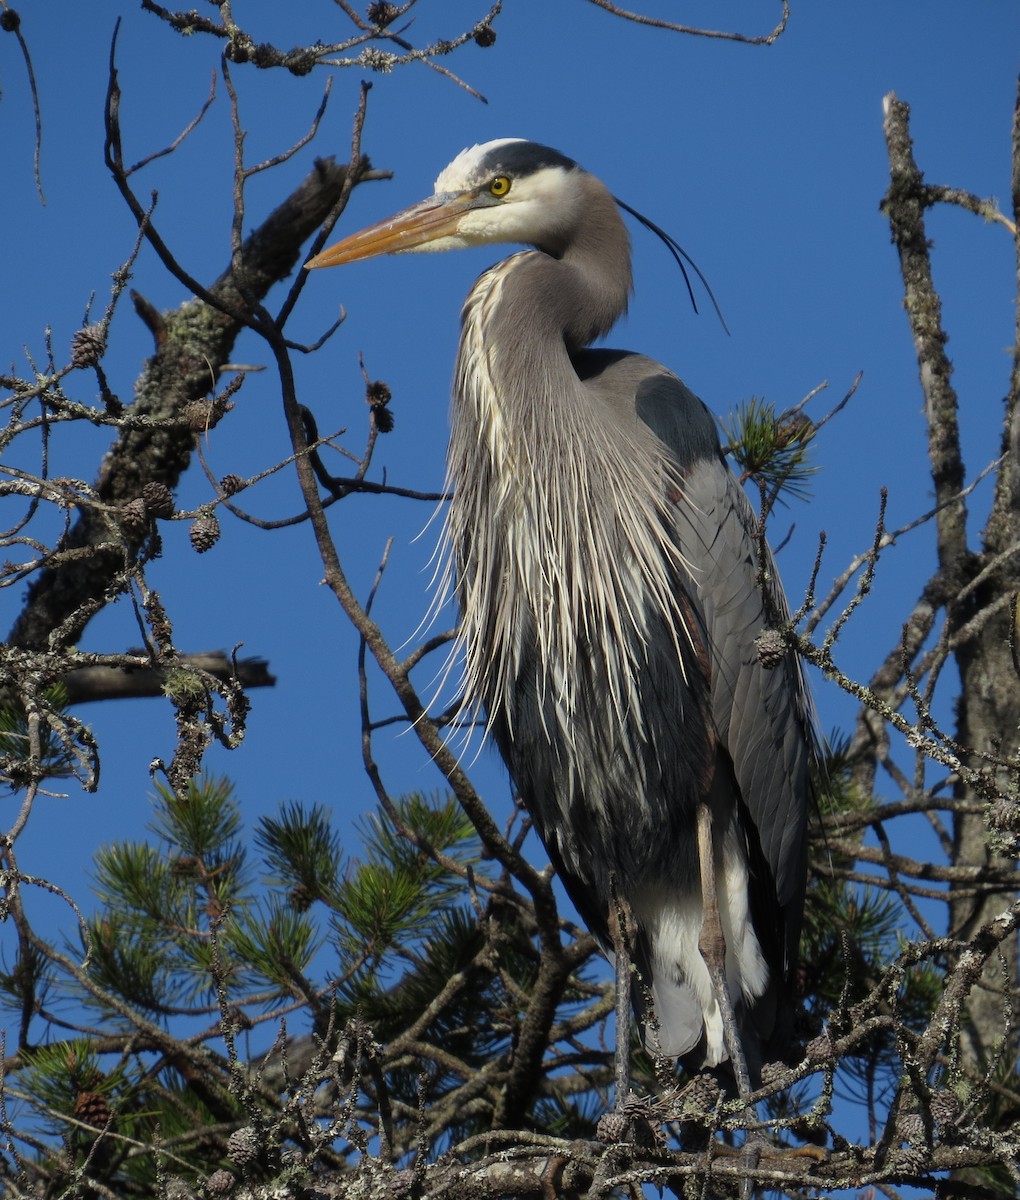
left=720, top=395, right=818, bottom=504
left=0, top=775, right=608, bottom=1194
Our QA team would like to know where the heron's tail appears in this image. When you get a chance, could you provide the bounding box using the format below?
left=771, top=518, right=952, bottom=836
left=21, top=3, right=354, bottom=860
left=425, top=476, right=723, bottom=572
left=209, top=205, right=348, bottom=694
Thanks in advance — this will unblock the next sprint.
left=628, top=885, right=773, bottom=1080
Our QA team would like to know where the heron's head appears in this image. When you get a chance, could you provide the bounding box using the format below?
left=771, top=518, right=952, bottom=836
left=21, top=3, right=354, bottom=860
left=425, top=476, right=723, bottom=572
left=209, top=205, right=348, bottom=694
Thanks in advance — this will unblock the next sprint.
left=306, top=139, right=595, bottom=269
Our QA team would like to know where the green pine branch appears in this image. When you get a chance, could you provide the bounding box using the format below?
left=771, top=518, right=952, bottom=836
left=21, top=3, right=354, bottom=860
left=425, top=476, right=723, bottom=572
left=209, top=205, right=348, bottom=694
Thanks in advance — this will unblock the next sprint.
left=721, top=395, right=818, bottom=503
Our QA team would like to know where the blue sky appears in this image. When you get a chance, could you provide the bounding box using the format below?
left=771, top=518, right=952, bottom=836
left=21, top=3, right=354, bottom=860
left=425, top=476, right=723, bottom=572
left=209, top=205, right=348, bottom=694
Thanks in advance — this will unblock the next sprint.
left=2, top=0, right=1017, bottom=1016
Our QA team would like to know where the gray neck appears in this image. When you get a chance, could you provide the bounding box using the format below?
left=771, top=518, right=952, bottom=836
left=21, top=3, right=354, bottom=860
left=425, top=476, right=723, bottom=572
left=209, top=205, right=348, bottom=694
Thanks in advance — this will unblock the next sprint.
left=530, top=172, right=633, bottom=350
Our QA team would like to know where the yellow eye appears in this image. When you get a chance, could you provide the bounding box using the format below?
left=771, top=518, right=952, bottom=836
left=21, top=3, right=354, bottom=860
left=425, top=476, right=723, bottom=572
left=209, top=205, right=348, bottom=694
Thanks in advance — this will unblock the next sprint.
left=488, top=175, right=511, bottom=197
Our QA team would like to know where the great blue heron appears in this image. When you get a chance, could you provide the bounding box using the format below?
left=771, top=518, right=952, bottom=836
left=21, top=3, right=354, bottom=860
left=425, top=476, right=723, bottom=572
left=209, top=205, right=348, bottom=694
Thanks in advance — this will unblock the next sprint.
left=307, top=139, right=814, bottom=1089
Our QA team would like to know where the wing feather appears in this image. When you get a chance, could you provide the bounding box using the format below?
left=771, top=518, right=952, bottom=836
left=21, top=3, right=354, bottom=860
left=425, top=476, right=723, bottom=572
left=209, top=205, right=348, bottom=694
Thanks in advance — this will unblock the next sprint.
left=633, top=365, right=814, bottom=914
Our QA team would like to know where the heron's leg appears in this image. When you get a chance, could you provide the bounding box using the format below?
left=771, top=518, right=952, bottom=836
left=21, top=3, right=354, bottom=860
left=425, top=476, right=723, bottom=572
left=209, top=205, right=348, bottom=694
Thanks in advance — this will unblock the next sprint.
left=695, top=803, right=753, bottom=1095
left=695, top=803, right=760, bottom=1199
left=607, top=874, right=634, bottom=1111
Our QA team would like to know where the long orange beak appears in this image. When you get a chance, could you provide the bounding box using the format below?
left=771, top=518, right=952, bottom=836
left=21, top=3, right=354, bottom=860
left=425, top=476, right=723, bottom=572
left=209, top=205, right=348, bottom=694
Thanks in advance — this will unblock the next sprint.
left=305, top=193, right=474, bottom=269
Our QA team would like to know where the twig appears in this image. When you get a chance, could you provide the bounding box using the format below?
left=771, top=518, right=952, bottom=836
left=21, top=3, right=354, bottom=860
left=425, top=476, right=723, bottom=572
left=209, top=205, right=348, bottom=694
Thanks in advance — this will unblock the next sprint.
left=0, top=5, right=45, bottom=202
left=583, top=0, right=789, bottom=43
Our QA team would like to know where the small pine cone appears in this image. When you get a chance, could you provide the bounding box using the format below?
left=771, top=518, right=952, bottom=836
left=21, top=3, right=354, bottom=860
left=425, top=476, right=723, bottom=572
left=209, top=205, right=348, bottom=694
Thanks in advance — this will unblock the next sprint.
left=898, top=1113, right=925, bottom=1144
left=120, top=497, right=150, bottom=537
left=286, top=50, right=316, bottom=77
left=183, top=399, right=215, bottom=432
left=142, top=481, right=175, bottom=518
left=367, top=379, right=394, bottom=433
left=627, top=1114, right=660, bottom=1150
left=70, top=323, right=106, bottom=369
left=251, top=42, right=276, bottom=68
left=755, top=628, right=787, bottom=669
left=758, top=1060, right=788, bottom=1088
left=372, top=405, right=395, bottom=434
left=290, top=881, right=314, bottom=912
left=171, top=853, right=201, bottom=877
left=622, top=1091, right=664, bottom=1143
left=893, top=1145, right=927, bottom=1174
left=366, top=379, right=392, bottom=406
left=683, top=1072, right=722, bottom=1114
left=224, top=37, right=250, bottom=63
left=805, top=1034, right=833, bottom=1062
left=989, top=798, right=1020, bottom=831
left=205, top=1168, right=235, bottom=1195
left=474, top=25, right=497, bottom=46
left=1, top=8, right=22, bottom=32
left=219, top=473, right=245, bottom=497
left=596, top=1110, right=629, bottom=1143
left=74, top=1089, right=112, bottom=1129
left=190, top=514, right=221, bottom=553
left=226, top=1126, right=259, bottom=1168
left=620, top=1090, right=650, bottom=1117
left=930, top=1089, right=962, bottom=1128
left=367, top=1, right=398, bottom=25
left=776, top=413, right=814, bottom=448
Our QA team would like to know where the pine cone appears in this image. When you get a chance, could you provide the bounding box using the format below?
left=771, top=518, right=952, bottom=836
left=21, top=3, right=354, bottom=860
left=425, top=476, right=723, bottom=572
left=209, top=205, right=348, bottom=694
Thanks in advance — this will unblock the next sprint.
left=627, top=1114, right=661, bottom=1150
left=367, top=1, right=398, bottom=25
left=70, top=323, right=106, bottom=369
left=930, top=1089, right=962, bottom=1128
left=776, top=413, right=814, bottom=448
left=805, top=1033, right=833, bottom=1062
left=683, top=1072, right=722, bottom=1114
left=73, top=1089, right=112, bottom=1129
left=596, top=1110, right=629, bottom=1143
left=219, top=474, right=245, bottom=497
left=183, top=399, right=215, bottom=432
left=989, top=798, right=1020, bottom=830
left=205, top=1169, right=235, bottom=1195
left=758, top=1060, right=788, bottom=1088
left=366, top=379, right=392, bottom=406
left=755, top=628, right=787, bottom=669
left=286, top=50, right=316, bottom=77
left=120, top=497, right=150, bottom=537
left=372, top=405, right=395, bottom=434
left=226, top=1126, right=259, bottom=1168
left=898, top=1112, right=925, bottom=1144
left=366, top=379, right=394, bottom=433
left=190, top=514, right=221, bottom=553
left=474, top=25, right=497, bottom=46
left=142, top=481, right=175, bottom=518
left=893, top=1145, right=927, bottom=1174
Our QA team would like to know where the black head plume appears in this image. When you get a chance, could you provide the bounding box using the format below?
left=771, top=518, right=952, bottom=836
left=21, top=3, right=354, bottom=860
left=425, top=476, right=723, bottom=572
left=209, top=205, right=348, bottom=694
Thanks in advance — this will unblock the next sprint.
left=614, top=196, right=730, bottom=335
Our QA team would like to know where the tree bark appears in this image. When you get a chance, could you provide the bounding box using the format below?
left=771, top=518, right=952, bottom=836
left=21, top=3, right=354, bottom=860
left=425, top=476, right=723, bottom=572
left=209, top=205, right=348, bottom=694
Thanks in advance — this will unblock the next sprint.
left=882, top=89, right=1019, bottom=1116
left=7, top=158, right=364, bottom=653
